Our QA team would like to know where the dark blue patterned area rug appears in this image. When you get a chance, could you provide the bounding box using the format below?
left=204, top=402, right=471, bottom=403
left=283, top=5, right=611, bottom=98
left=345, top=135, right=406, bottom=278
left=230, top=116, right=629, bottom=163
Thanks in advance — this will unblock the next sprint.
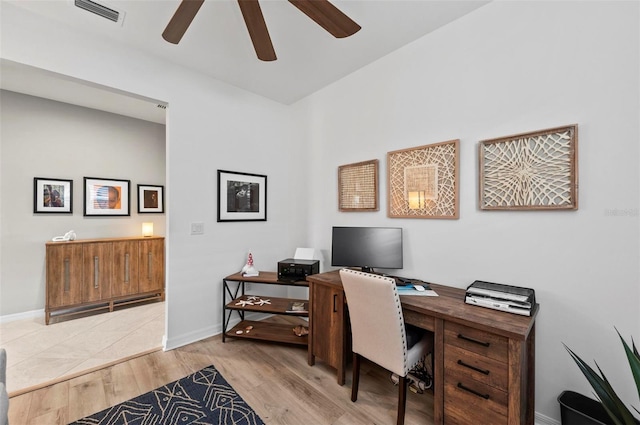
left=70, top=365, right=265, bottom=425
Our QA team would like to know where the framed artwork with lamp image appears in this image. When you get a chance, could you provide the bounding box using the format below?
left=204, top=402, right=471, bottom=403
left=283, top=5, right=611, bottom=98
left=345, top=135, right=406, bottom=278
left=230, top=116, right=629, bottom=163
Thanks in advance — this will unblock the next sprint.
left=83, top=177, right=130, bottom=216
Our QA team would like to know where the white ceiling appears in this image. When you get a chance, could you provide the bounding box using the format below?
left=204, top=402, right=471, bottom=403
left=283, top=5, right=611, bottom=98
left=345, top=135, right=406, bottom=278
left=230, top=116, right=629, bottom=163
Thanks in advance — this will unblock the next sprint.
left=1, top=59, right=169, bottom=124
left=0, top=0, right=489, bottom=123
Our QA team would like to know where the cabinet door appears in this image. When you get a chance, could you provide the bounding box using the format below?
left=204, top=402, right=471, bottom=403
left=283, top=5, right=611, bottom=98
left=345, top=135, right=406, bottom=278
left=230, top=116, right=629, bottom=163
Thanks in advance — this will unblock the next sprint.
left=112, top=240, right=139, bottom=297
left=47, top=244, right=83, bottom=308
left=138, top=239, right=164, bottom=293
left=83, top=242, right=113, bottom=302
left=311, top=283, right=346, bottom=371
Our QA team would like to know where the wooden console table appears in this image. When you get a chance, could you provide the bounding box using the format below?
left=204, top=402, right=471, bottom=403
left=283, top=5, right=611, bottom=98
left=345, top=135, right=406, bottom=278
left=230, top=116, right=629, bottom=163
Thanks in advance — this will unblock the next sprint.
left=222, top=272, right=309, bottom=346
left=307, top=270, right=539, bottom=425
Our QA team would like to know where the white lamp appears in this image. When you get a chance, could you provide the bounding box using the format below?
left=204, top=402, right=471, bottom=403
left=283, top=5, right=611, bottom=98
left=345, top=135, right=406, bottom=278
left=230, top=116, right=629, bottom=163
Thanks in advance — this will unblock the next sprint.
left=142, top=222, right=154, bottom=237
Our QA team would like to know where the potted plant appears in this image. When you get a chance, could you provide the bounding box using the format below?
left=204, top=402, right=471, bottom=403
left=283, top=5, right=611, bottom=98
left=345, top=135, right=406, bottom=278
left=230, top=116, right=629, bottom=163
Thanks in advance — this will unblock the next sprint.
left=564, top=329, right=640, bottom=425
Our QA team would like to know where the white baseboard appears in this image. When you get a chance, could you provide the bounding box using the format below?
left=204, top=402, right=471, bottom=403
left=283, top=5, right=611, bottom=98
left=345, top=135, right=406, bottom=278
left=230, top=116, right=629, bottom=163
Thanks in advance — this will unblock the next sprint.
left=163, top=323, right=221, bottom=351
left=163, top=311, right=266, bottom=351
left=0, top=309, right=43, bottom=324
left=535, top=411, right=560, bottom=425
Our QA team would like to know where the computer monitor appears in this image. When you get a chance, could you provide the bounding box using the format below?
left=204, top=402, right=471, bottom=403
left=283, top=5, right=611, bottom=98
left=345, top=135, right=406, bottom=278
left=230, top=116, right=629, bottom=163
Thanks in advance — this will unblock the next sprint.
left=331, top=226, right=403, bottom=273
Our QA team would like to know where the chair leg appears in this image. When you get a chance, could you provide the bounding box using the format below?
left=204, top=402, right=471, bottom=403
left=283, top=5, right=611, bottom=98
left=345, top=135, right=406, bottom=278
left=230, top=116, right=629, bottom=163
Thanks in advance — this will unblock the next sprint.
left=351, top=352, right=360, bottom=402
left=397, top=375, right=407, bottom=425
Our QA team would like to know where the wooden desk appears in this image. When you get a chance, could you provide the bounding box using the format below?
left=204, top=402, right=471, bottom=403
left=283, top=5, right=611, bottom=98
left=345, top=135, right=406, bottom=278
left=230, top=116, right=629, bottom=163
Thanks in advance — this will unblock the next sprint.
left=306, top=270, right=538, bottom=425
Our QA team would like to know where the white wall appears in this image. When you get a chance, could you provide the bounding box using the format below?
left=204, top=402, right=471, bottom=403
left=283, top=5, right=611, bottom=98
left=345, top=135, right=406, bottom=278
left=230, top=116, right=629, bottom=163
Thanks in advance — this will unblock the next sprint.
left=0, top=2, right=309, bottom=348
left=296, top=1, right=639, bottom=422
left=0, top=90, right=166, bottom=315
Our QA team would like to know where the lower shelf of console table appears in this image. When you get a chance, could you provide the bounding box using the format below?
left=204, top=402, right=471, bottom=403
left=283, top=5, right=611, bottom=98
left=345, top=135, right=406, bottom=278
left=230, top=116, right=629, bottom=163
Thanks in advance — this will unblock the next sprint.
left=224, top=320, right=308, bottom=346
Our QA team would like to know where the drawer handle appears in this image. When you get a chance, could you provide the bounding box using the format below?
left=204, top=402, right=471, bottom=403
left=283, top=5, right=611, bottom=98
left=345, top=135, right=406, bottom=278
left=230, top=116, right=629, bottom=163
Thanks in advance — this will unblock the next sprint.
left=148, top=252, right=153, bottom=279
left=457, top=382, right=489, bottom=400
left=457, top=360, right=490, bottom=375
left=94, top=256, right=99, bottom=288
left=64, top=258, right=70, bottom=292
left=333, top=294, right=337, bottom=313
left=124, top=253, right=130, bottom=284
left=457, top=333, right=490, bottom=347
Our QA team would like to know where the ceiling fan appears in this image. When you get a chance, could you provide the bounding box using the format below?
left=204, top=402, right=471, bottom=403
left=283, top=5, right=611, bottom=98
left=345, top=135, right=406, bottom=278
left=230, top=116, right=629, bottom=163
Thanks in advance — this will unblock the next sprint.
left=162, top=0, right=361, bottom=61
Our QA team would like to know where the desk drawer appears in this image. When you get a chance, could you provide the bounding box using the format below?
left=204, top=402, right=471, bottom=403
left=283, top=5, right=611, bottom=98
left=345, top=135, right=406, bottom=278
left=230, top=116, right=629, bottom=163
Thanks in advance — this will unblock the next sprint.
left=445, top=344, right=508, bottom=391
left=444, top=368, right=508, bottom=425
left=444, top=322, right=508, bottom=363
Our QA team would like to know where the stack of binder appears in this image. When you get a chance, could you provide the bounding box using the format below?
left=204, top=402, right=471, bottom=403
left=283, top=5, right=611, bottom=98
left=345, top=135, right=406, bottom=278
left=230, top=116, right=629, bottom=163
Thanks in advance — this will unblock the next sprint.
left=465, top=280, right=535, bottom=316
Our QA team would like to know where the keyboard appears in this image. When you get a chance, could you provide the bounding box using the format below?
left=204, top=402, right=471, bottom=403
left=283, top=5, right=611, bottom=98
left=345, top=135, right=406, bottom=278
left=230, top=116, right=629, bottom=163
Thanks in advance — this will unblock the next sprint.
left=385, top=275, right=429, bottom=287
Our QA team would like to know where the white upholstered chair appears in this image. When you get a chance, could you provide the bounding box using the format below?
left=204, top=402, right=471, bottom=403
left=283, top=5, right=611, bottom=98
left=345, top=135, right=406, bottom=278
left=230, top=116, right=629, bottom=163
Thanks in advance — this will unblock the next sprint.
left=340, top=268, right=432, bottom=425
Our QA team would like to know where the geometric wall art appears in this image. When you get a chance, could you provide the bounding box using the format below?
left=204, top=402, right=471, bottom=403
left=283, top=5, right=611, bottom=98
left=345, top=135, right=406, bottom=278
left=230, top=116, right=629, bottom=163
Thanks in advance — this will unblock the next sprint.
left=387, top=139, right=459, bottom=219
left=338, top=159, right=379, bottom=212
left=479, top=124, right=578, bottom=210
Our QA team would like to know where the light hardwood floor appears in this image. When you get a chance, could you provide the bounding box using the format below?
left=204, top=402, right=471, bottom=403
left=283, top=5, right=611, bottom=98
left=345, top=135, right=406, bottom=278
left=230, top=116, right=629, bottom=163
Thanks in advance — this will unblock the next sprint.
left=1, top=301, right=164, bottom=396
left=8, top=316, right=434, bottom=424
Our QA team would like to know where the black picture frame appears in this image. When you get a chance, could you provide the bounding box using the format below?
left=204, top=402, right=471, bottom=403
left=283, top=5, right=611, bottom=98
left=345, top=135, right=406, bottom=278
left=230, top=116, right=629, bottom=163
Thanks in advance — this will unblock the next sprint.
left=33, top=177, right=73, bottom=214
left=217, top=170, right=267, bottom=222
left=137, top=184, right=164, bottom=213
left=83, top=177, right=131, bottom=216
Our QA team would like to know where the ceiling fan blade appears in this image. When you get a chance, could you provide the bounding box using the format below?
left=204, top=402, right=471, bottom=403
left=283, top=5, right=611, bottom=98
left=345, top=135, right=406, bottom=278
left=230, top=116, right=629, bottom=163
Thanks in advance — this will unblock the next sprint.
left=162, top=0, right=205, bottom=44
left=288, top=0, right=361, bottom=38
left=237, top=0, right=277, bottom=61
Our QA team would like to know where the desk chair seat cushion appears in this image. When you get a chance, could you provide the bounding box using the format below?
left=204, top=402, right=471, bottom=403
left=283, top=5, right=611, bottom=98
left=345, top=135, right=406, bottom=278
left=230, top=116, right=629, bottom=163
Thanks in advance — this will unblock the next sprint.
left=406, top=333, right=430, bottom=372
left=340, top=269, right=428, bottom=377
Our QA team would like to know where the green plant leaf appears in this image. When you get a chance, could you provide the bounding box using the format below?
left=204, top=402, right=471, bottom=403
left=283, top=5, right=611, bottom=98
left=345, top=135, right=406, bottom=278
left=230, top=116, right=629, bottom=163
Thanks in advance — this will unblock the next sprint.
left=616, top=329, right=640, bottom=404
left=564, top=344, right=638, bottom=424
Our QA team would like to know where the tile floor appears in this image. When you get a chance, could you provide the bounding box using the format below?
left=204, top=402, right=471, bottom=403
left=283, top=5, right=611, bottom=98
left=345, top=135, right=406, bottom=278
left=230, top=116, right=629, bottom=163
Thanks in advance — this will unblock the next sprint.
left=0, top=301, right=165, bottom=396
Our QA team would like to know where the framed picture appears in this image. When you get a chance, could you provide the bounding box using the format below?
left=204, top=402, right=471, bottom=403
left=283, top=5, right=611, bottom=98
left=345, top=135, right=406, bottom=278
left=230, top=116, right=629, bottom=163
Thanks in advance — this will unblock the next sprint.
left=137, top=184, right=164, bottom=213
left=338, top=159, right=379, bottom=212
left=83, top=177, right=130, bottom=216
left=479, top=124, right=578, bottom=210
left=387, top=139, right=459, bottom=219
left=33, top=177, right=73, bottom=214
left=217, top=170, right=267, bottom=222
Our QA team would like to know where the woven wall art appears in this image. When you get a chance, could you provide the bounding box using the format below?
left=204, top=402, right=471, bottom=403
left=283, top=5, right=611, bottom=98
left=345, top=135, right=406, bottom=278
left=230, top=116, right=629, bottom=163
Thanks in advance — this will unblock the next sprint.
left=338, top=159, right=379, bottom=212
left=479, top=125, right=578, bottom=210
left=387, top=140, right=459, bottom=219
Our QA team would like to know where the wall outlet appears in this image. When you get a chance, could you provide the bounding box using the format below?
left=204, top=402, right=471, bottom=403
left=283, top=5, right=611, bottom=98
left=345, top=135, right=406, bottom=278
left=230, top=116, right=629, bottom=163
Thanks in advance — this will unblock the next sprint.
left=190, top=222, right=204, bottom=235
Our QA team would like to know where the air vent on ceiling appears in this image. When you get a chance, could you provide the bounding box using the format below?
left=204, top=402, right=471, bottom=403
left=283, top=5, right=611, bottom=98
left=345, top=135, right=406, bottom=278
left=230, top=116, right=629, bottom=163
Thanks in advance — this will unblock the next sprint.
left=75, top=0, right=120, bottom=22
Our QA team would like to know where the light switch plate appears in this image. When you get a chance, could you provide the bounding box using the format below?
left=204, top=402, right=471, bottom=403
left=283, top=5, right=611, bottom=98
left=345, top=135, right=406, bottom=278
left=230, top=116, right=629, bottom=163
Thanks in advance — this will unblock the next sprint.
left=191, top=222, right=204, bottom=235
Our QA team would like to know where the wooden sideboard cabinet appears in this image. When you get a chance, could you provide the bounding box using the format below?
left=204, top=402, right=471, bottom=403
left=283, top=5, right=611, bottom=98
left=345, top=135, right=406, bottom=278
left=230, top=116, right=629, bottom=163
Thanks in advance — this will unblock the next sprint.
left=46, top=236, right=164, bottom=324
